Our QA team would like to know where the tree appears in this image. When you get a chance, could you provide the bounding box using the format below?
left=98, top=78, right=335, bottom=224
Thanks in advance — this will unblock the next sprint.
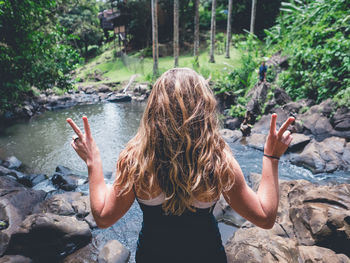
left=193, top=0, right=200, bottom=64
left=57, top=0, right=103, bottom=57
left=174, top=0, right=179, bottom=67
left=225, top=0, right=233, bottom=58
left=151, top=0, right=159, bottom=77
left=250, top=0, right=257, bottom=34
left=209, top=0, right=216, bottom=63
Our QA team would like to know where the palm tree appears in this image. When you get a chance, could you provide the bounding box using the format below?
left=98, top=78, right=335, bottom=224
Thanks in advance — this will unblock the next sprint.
left=152, top=0, right=158, bottom=77
left=174, top=0, right=179, bottom=67
left=225, top=0, right=233, bottom=58
left=209, top=0, right=216, bottom=63
left=194, top=0, right=200, bottom=65
left=250, top=0, right=257, bottom=34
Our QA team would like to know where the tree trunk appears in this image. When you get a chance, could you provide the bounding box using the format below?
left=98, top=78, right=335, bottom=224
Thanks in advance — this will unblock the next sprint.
left=225, top=0, right=233, bottom=58
left=152, top=0, right=159, bottom=77
left=250, top=0, right=257, bottom=34
left=209, top=0, right=216, bottom=63
left=194, top=0, right=200, bottom=64
left=174, top=0, right=179, bottom=67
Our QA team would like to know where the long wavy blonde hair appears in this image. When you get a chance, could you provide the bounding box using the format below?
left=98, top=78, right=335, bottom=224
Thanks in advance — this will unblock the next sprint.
left=113, top=68, right=235, bottom=215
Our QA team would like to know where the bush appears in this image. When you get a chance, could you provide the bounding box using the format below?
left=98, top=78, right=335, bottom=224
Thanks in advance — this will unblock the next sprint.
left=265, top=0, right=350, bottom=103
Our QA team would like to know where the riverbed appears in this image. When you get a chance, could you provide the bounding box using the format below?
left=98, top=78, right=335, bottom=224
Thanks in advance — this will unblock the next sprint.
left=1, top=101, right=349, bottom=262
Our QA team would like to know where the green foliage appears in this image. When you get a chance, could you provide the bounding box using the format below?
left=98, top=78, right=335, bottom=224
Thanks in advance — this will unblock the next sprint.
left=265, top=0, right=350, bottom=103
left=57, top=0, right=104, bottom=57
left=214, top=34, right=261, bottom=96
left=333, top=87, right=350, bottom=108
left=0, top=0, right=80, bottom=111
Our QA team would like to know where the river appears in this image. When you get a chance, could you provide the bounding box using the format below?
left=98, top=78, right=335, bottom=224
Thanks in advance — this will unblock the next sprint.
left=1, top=101, right=349, bottom=262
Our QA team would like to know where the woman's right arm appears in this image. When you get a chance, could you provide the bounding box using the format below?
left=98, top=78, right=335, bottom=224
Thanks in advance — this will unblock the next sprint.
left=222, top=114, right=294, bottom=229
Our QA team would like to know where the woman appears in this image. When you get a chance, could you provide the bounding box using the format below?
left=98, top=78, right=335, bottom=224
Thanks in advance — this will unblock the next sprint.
left=67, top=68, right=294, bottom=263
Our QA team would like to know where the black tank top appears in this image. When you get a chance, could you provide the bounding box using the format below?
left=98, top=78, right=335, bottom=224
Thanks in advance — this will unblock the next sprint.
left=135, top=201, right=227, bottom=263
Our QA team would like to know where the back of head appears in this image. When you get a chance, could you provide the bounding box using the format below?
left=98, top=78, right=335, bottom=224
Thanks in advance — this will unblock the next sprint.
left=114, top=68, right=235, bottom=215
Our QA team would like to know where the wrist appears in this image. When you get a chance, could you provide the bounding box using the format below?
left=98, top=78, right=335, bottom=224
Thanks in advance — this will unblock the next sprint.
left=87, top=156, right=102, bottom=169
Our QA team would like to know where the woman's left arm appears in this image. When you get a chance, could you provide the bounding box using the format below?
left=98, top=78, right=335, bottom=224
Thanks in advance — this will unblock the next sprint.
left=67, top=117, right=135, bottom=229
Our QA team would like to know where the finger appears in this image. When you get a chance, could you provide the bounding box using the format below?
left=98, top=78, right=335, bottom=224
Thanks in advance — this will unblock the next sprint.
left=277, top=117, right=295, bottom=138
left=285, top=135, right=293, bottom=146
left=67, top=118, right=83, bottom=137
left=269, top=113, right=277, bottom=135
left=82, top=116, right=91, bottom=138
left=71, top=141, right=78, bottom=151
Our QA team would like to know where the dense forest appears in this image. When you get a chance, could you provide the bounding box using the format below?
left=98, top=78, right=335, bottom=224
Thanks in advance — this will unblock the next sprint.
left=0, top=0, right=349, bottom=113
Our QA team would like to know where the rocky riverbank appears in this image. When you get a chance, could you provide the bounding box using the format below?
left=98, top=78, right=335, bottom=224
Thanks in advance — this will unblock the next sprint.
left=224, top=174, right=350, bottom=262
left=1, top=154, right=350, bottom=262
left=219, top=52, right=350, bottom=174
left=0, top=81, right=150, bottom=128
left=0, top=156, right=130, bottom=263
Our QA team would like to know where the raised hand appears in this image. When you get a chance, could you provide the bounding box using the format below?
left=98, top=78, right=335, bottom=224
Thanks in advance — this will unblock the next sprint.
left=264, top=113, right=294, bottom=158
left=67, top=116, right=100, bottom=165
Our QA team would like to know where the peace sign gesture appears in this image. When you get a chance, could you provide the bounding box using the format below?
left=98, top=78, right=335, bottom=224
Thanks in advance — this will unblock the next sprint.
left=67, top=116, right=100, bottom=165
left=264, top=113, right=294, bottom=158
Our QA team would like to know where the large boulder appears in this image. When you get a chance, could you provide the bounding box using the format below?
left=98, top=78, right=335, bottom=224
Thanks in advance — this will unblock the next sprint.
left=287, top=133, right=311, bottom=152
left=332, top=106, right=350, bottom=131
left=290, top=137, right=348, bottom=173
left=246, top=133, right=266, bottom=151
left=225, top=178, right=350, bottom=262
left=6, top=213, right=91, bottom=262
left=225, top=225, right=300, bottom=262
left=0, top=184, right=46, bottom=255
left=246, top=82, right=270, bottom=119
left=219, top=129, right=242, bottom=144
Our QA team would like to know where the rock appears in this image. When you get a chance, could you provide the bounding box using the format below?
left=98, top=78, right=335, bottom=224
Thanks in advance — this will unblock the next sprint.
left=282, top=100, right=307, bottom=114
left=274, top=88, right=291, bottom=106
left=219, top=129, right=242, bottom=143
left=16, top=174, right=47, bottom=188
left=343, top=142, right=350, bottom=165
left=224, top=179, right=350, bottom=262
left=288, top=182, right=350, bottom=256
left=291, top=137, right=347, bottom=173
left=6, top=213, right=91, bottom=261
left=0, top=255, right=33, bottom=263
left=266, top=51, right=289, bottom=69
left=1, top=157, right=22, bottom=170
left=97, top=85, right=112, bottom=93
left=63, top=241, right=99, bottom=263
left=246, top=82, right=270, bottom=118
left=246, top=133, right=266, bottom=151
left=308, top=98, right=334, bottom=117
left=107, top=95, right=132, bottom=103
left=34, top=192, right=91, bottom=221
left=301, top=112, right=334, bottom=141
left=0, top=187, right=46, bottom=255
left=0, top=166, right=17, bottom=180
left=287, top=133, right=311, bottom=152
left=298, top=245, right=350, bottom=263
left=133, top=84, right=149, bottom=95
left=98, top=240, right=130, bottom=263
left=332, top=106, right=350, bottom=131
left=0, top=176, right=24, bottom=189
left=85, top=88, right=96, bottom=94
left=224, top=117, right=241, bottom=130
left=225, top=225, right=300, bottom=262
left=51, top=172, right=79, bottom=191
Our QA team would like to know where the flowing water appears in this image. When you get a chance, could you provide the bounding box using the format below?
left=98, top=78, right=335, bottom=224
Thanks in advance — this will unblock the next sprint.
left=1, top=101, right=349, bottom=262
